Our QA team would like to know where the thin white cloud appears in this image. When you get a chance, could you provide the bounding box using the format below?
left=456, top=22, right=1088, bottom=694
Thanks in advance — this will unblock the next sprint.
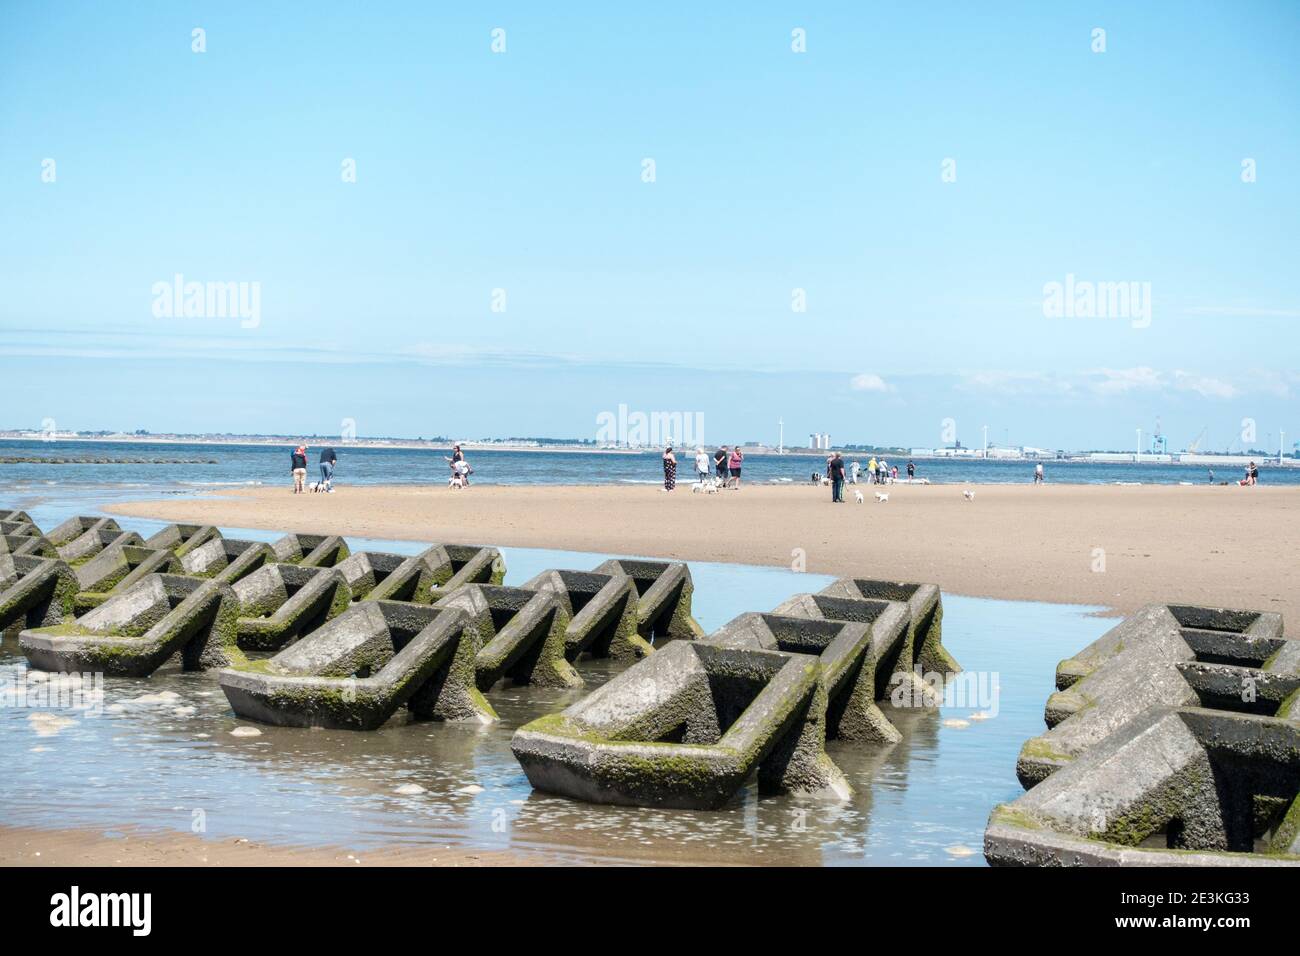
left=849, top=373, right=893, bottom=393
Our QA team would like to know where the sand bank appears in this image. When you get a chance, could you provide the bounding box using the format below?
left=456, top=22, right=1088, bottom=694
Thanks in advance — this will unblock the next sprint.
left=0, top=824, right=553, bottom=867
left=110, top=482, right=1300, bottom=623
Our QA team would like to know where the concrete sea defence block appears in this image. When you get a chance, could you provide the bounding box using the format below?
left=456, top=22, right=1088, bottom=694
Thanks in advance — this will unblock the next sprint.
left=988, top=603, right=1300, bottom=866
left=20, top=572, right=247, bottom=676
left=364, top=544, right=505, bottom=605
left=816, top=578, right=953, bottom=677
left=230, top=563, right=352, bottom=650
left=218, top=599, right=493, bottom=730
left=270, top=533, right=350, bottom=568
left=1018, top=604, right=1286, bottom=787
left=0, top=554, right=80, bottom=632
left=44, top=515, right=119, bottom=548
left=512, top=641, right=846, bottom=809
left=0, top=534, right=58, bottom=558
left=0, top=510, right=34, bottom=525
left=523, top=568, right=650, bottom=663
left=142, top=523, right=220, bottom=557
left=336, top=550, right=409, bottom=600
left=450, top=584, right=580, bottom=690
left=591, top=559, right=704, bottom=642
left=177, top=536, right=274, bottom=585
left=72, top=542, right=181, bottom=613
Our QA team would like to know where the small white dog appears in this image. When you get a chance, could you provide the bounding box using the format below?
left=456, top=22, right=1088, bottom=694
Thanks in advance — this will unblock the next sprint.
left=875, top=492, right=889, bottom=503
left=448, top=474, right=464, bottom=489
left=854, top=490, right=864, bottom=503
left=963, top=489, right=975, bottom=501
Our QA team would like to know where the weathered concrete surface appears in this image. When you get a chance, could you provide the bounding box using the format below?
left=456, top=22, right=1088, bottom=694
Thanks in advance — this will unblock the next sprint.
left=218, top=600, right=493, bottom=729
left=1019, top=604, right=1286, bottom=787
left=709, top=604, right=910, bottom=743
left=58, top=525, right=140, bottom=564
left=0, top=533, right=58, bottom=559
left=989, top=602, right=1300, bottom=866
left=522, top=569, right=649, bottom=663
left=816, top=578, right=954, bottom=676
left=270, top=533, right=350, bottom=568
left=177, top=536, right=273, bottom=585
left=142, top=523, right=219, bottom=557
left=591, top=559, right=704, bottom=643
left=0, top=510, right=34, bottom=525
left=44, top=515, right=119, bottom=548
left=335, top=550, right=409, bottom=600
left=230, top=563, right=351, bottom=650
left=512, top=641, right=846, bottom=809
left=20, top=572, right=246, bottom=676
left=987, top=708, right=1300, bottom=866
left=511, top=575, right=954, bottom=809
left=0, top=555, right=80, bottom=632
left=365, top=544, right=505, bottom=604
left=446, top=584, right=579, bottom=690
left=72, top=542, right=180, bottom=613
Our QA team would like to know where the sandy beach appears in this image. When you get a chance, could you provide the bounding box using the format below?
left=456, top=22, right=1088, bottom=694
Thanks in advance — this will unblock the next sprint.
left=110, top=482, right=1300, bottom=623
left=0, top=825, right=552, bottom=867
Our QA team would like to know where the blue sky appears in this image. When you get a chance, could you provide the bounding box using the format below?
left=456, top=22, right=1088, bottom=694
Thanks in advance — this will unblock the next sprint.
left=1, top=1, right=1297, bottom=451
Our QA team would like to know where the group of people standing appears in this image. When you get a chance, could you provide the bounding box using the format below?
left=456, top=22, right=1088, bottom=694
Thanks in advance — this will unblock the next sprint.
left=289, top=445, right=337, bottom=493
left=661, top=444, right=744, bottom=490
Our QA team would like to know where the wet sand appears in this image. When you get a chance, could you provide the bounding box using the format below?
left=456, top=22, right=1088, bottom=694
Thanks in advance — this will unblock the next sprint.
left=0, top=824, right=554, bottom=867
left=111, top=482, right=1300, bottom=623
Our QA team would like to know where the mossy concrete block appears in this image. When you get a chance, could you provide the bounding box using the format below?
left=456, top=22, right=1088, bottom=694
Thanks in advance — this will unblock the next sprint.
left=20, top=572, right=246, bottom=676
left=591, top=559, right=704, bottom=642
left=1020, top=604, right=1286, bottom=787
left=446, top=584, right=579, bottom=690
left=0, top=554, right=80, bottom=631
left=0, top=520, right=41, bottom=537
left=44, top=515, right=119, bottom=548
left=987, top=708, right=1300, bottom=866
left=709, top=604, right=909, bottom=743
left=72, top=543, right=180, bottom=613
left=143, top=523, right=220, bottom=557
left=177, top=536, right=273, bottom=585
left=270, top=533, right=350, bottom=567
left=218, top=599, right=493, bottom=729
left=336, top=550, right=409, bottom=600
left=1, top=534, right=58, bottom=558
left=0, top=510, right=34, bottom=525
left=365, top=544, right=505, bottom=605
left=230, top=563, right=352, bottom=650
left=816, top=578, right=954, bottom=676
left=512, top=641, right=847, bottom=809
left=523, top=568, right=649, bottom=662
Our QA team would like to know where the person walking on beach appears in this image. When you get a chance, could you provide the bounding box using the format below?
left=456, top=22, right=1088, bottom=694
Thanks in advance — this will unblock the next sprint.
left=907, top=460, right=915, bottom=479
left=444, top=445, right=469, bottom=485
left=850, top=460, right=860, bottom=484
left=868, top=456, right=878, bottom=484
left=290, top=445, right=308, bottom=494
left=1034, top=462, right=1045, bottom=485
left=662, top=444, right=677, bottom=491
left=694, top=447, right=709, bottom=483
left=728, top=446, right=743, bottom=489
left=714, top=446, right=730, bottom=485
left=318, top=445, right=337, bottom=493
left=829, top=452, right=846, bottom=502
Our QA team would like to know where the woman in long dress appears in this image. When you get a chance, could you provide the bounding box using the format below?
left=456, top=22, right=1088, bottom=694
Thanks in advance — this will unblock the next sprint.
left=662, top=445, right=677, bottom=491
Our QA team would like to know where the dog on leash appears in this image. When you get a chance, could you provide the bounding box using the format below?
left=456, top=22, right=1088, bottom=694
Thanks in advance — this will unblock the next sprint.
left=963, top=489, right=975, bottom=501
left=449, top=474, right=464, bottom=490
left=854, top=490, right=865, bottom=503
left=875, top=492, right=889, bottom=503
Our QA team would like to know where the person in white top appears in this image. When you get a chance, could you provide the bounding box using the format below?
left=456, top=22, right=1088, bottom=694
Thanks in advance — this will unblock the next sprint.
left=850, top=460, right=861, bottom=484
left=694, top=448, right=709, bottom=482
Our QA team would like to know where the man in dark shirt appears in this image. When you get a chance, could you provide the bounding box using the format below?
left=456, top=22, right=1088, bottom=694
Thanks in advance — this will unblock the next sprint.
left=829, top=453, right=846, bottom=502
left=714, top=446, right=730, bottom=483
left=319, top=446, right=338, bottom=492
